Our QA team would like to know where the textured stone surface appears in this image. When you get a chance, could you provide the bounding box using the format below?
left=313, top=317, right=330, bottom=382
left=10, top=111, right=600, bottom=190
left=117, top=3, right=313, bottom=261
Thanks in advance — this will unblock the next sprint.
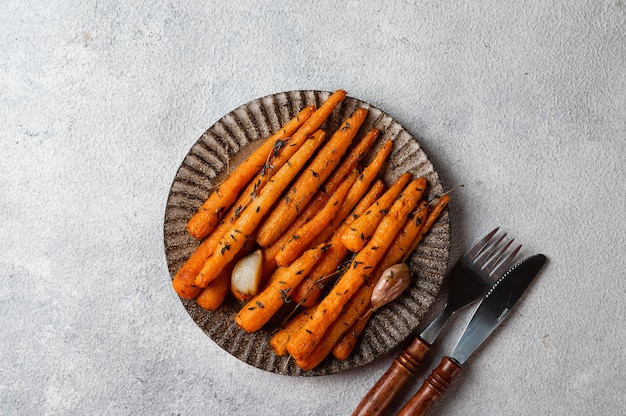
left=1, top=1, right=624, bottom=414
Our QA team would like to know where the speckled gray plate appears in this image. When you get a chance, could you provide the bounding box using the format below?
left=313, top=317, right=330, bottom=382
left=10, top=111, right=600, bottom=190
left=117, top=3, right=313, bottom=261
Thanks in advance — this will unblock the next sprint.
left=164, top=90, right=450, bottom=376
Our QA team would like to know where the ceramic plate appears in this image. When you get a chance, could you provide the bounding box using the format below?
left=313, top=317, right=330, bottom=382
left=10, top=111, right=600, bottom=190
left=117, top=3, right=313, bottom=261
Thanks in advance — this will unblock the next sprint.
left=164, top=90, right=450, bottom=376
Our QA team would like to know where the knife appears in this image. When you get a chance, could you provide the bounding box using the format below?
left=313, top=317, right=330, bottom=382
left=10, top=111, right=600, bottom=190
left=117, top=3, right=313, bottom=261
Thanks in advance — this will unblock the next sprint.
left=396, top=253, right=547, bottom=416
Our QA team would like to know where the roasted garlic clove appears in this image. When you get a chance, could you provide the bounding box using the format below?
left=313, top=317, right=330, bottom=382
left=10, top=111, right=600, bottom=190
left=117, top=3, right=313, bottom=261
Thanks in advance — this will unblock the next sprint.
left=371, top=263, right=411, bottom=311
left=231, top=250, right=263, bottom=301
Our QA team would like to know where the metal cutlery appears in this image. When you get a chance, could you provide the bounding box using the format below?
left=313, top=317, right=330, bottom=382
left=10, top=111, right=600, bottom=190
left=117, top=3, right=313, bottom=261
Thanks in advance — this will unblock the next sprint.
left=397, top=253, right=547, bottom=415
left=352, top=228, right=520, bottom=416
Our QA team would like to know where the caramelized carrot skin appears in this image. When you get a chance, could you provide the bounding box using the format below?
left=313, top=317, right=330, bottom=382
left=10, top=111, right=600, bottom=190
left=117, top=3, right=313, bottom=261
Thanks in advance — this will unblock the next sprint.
left=287, top=178, right=426, bottom=362
left=195, top=130, right=326, bottom=288
left=256, top=108, right=368, bottom=247
left=187, top=106, right=316, bottom=239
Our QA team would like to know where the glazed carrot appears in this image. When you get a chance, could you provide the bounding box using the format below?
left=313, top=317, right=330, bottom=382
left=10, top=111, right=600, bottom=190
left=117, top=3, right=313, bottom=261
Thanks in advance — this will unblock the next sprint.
left=261, top=127, right=381, bottom=279
left=235, top=244, right=328, bottom=333
left=341, top=173, right=417, bottom=252
left=172, top=174, right=265, bottom=299
left=290, top=180, right=386, bottom=307
left=331, top=201, right=431, bottom=360
left=412, top=194, right=450, bottom=254
left=186, top=106, right=316, bottom=239
left=275, top=171, right=357, bottom=267
left=306, top=122, right=381, bottom=210
left=310, top=137, right=392, bottom=247
left=195, top=264, right=232, bottom=311
left=256, top=108, right=369, bottom=247
left=332, top=196, right=450, bottom=361
left=194, top=232, right=257, bottom=309
left=300, top=201, right=430, bottom=368
left=270, top=306, right=317, bottom=356
left=286, top=178, right=426, bottom=362
left=194, top=130, right=326, bottom=288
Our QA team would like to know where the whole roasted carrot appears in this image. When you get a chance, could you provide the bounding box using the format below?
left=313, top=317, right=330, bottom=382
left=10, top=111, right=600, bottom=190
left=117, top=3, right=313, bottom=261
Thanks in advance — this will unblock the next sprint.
left=275, top=171, right=357, bottom=267
left=341, top=173, right=417, bottom=252
left=256, top=108, right=369, bottom=247
left=186, top=105, right=316, bottom=239
left=286, top=178, right=427, bottom=362
left=194, top=130, right=326, bottom=288
left=235, top=244, right=328, bottom=333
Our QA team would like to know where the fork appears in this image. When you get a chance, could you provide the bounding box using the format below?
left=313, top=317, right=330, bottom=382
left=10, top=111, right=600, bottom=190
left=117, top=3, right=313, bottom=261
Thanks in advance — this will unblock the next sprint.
left=351, top=228, right=521, bottom=416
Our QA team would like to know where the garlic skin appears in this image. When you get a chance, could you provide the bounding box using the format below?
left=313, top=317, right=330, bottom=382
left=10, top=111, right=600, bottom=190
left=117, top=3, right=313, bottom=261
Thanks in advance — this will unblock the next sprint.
left=231, top=250, right=263, bottom=301
left=371, top=263, right=411, bottom=311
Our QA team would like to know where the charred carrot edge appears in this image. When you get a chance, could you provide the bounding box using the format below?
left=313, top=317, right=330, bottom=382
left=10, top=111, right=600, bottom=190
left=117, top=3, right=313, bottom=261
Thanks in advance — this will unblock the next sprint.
left=341, top=173, right=416, bottom=252
left=286, top=178, right=426, bottom=362
left=256, top=108, right=369, bottom=247
left=290, top=180, right=386, bottom=308
left=194, top=130, right=326, bottom=288
left=235, top=244, right=328, bottom=333
left=186, top=106, right=316, bottom=239
left=275, top=171, right=357, bottom=267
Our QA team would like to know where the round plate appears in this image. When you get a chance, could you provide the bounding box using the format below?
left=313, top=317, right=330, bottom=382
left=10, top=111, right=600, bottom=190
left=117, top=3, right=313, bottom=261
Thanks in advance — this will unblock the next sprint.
left=164, top=90, right=450, bottom=376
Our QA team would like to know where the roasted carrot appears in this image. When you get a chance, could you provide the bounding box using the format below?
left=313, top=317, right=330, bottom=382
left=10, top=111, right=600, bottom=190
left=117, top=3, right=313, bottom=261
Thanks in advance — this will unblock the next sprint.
left=412, top=195, right=450, bottom=254
left=275, top=171, right=357, bottom=267
left=333, top=196, right=449, bottom=361
left=310, top=137, right=392, bottom=247
left=341, top=173, right=417, bottom=252
left=195, top=264, right=232, bottom=311
left=286, top=178, right=426, bottom=362
left=296, top=202, right=427, bottom=369
left=172, top=173, right=267, bottom=299
left=270, top=306, right=317, bottom=356
left=194, top=232, right=257, bottom=309
left=261, top=127, right=381, bottom=279
left=330, top=202, right=430, bottom=359
left=186, top=106, right=316, bottom=239
left=290, top=180, right=386, bottom=308
left=194, top=130, right=326, bottom=288
left=235, top=244, right=328, bottom=333
left=256, top=108, right=369, bottom=247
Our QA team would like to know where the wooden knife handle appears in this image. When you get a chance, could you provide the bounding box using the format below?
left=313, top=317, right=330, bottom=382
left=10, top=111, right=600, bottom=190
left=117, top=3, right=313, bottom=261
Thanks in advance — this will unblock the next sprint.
left=397, top=356, right=462, bottom=416
left=351, top=337, right=431, bottom=416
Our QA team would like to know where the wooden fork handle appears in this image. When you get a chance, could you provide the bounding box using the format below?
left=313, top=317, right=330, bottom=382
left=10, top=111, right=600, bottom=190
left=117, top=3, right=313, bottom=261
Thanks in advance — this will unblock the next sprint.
left=397, top=356, right=462, bottom=416
left=351, top=337, right=431, bottom=416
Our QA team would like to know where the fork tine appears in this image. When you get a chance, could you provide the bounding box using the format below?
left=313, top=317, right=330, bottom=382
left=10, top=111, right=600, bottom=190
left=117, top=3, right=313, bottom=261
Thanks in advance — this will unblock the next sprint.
left=490, top=244, right=522, bottom=279
left=482, top=238, right=514, bottom=274
left=474, top=233, right=507, bottom=269
left=465, top=227, right=499, bottom=260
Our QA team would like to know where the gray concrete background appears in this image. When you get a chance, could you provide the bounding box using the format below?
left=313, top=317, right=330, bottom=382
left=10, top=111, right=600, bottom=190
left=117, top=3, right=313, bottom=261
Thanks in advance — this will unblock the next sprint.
left=1, top=1, right=624, bottom=415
